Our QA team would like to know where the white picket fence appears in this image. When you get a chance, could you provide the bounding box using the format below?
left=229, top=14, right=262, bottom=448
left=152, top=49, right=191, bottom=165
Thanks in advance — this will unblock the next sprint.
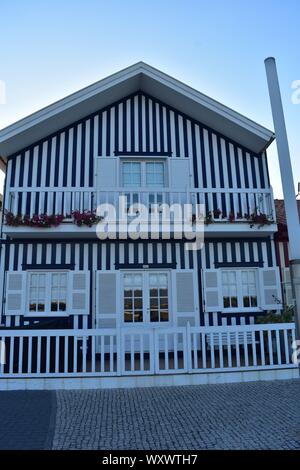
left=0, top=323, right=297, bottom=379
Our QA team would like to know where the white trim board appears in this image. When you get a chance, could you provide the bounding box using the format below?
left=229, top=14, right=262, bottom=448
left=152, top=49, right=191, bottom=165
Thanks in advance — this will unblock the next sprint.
left=0, top=368, right=298, bottom=391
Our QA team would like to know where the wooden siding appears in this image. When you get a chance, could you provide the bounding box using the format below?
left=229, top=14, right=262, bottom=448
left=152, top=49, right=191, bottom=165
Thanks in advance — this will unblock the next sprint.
left=6, top=92, right=270, bottom=192
left=0, top=237, right=277, bottom=329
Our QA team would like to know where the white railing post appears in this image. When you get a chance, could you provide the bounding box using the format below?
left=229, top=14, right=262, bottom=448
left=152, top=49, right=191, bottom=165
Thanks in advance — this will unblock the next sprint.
left=186, top=322, right=192, bottom=373
left=116, top=325, right=121, bottom=376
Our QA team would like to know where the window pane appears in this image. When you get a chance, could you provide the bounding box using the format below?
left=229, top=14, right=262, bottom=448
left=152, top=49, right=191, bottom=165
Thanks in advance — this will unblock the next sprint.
left=59, top=302, right=66, bottom=312
left=51, top=302, right=58, bottom=312
left=124, top=312, right=133, bottom=323
left=30, top=287, right=37, bottom=300
left=30, top=274, right=38, bottom=287
left=146, top=162, right=164, bottom=187
left=222, top=272, right=228, bottom=284
left=134, top=298, right=142, bottom=309
left=60, top=274, right=67, bottom=287
left=149, top=274, right=157, bottom=286
left=160, top=298, right=168, bottom=309
left=50, top=272, right=68, bottom=313
left=122, top=162, right=141, bottom=187
left=38, top=274, right=46, bottom=287
left=124, top=298, right=132, bottom=310
left=52, top=287, right=59, bottom=300
left=150, top=310, right=159, bottom=322
left=160, top=311, right=169, bottom=322
left=134, top=311, right=143, bottom=322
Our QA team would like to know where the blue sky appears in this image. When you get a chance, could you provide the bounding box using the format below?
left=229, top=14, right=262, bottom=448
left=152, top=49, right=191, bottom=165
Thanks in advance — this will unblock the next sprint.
left=1, top=0, right=300, bottom=197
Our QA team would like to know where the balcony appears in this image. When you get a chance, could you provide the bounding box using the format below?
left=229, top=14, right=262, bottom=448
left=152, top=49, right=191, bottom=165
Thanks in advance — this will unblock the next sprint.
left=2, top=187, right=277, bottom=239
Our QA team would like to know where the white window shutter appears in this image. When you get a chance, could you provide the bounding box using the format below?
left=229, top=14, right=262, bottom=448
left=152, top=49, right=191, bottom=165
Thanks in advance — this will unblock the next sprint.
left=259, top=267, right=282, bottom=310
left=173, top=271, right=197, bottom=314
left=5, top=272, right=26, bottom=315
left=97, top=271, right=118, bottom=315
left=203, top=269, right=222, bottom=312
left=97, top=157, right=117, bottom=189
left=169, top=158, right=190, bottom=190
left=69, top=271, right=90, bottom=315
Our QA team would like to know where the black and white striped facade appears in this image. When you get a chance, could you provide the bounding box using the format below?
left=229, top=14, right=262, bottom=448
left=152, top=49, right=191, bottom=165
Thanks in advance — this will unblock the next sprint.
left=1, top=91, right=280, bottom=330
left=0, top=237, right=278, bottom=328
left=6, top=92, right=270, bottom=192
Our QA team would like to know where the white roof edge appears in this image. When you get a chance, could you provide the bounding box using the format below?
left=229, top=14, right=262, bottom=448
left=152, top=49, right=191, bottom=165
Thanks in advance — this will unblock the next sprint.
left=0, top=62, right=145, bottom=141
left=0, top=61, right=274, bottom=155
left=140, top=63, right=274, bottom=141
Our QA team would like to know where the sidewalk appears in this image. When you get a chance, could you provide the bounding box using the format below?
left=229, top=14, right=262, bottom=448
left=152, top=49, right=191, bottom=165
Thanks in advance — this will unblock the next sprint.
left=0, top=380, right=299, bottom=450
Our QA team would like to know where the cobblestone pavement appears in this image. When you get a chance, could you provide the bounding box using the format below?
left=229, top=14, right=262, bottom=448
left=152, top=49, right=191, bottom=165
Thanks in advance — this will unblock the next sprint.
left=52, top=380, right=300, bottom=450
left=0, top=391, right=55, bottom=450
left=0, top=381, right=299, bottom=450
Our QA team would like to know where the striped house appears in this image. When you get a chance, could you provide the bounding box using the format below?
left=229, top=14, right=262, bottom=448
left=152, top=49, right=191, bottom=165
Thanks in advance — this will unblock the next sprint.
left=0, top=62, right=282, bottom=336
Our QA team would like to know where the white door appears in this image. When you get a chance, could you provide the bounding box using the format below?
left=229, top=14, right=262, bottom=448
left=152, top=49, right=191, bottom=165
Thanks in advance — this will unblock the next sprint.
left=121, top=271, right=170, bottom=353
left=122, top=271, right=170, bottom=326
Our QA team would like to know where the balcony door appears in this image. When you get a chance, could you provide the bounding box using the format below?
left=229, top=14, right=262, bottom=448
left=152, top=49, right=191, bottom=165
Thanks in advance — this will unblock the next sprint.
left=122, top=271, right=170, bottom=325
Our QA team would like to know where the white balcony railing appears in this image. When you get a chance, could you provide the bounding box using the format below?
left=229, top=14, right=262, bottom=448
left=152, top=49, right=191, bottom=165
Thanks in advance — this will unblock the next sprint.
left=4, top=187, right=276, bottom=223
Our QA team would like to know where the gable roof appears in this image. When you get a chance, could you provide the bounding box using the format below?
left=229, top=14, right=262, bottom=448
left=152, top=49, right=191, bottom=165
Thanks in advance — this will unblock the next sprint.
left=0, top=62, right=274, bottom=165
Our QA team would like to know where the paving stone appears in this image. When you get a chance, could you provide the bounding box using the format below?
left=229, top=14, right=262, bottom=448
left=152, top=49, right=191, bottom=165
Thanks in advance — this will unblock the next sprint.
left=0, top=391, right=55, bottom=450
left=52, top=380, right=300, bottom=450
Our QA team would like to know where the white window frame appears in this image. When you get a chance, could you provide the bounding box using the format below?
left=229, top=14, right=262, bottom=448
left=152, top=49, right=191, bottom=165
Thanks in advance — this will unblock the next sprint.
left=121, top=269, right=171, bottom=326
left=26, top=270, right=69, bottom=317
left=120, top=158, right=168, bottom=188
left=220, top=268, right=260, bottom=313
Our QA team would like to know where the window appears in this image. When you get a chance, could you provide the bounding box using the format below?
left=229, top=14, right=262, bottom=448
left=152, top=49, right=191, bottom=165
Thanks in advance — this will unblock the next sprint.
left=28, top=271, right=68, bottom=315
left=29, top=273, right=46, bottom=313
left=241, top=270, right=257, bottom=307
left=149, top=273, right=169, bottom=322
left=122, top=161, right=165, bottom=188
left=122, top=271, right=169, bottom=324
left=123, top=273, right=143, bottom=323
left=51, top=273, right=67, bottom=312
left=146, top=162, right=165, bottom=187
left=222, top=269, right=258, bottom=310
left=222, top=271, right=238, bottom=309
left=122, top=162, right=141, bottom=187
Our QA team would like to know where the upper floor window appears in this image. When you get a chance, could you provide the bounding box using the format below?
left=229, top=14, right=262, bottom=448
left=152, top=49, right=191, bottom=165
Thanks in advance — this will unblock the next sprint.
left=122, top=161, right=165, bottom=188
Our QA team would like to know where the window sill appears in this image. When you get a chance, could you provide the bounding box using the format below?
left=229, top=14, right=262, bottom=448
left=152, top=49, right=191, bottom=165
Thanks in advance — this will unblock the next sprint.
left=122, top=321, right=171, bottom=327
left=25, top=313, right=69, bottom=318
left=221, top=308, right=262, bottom=314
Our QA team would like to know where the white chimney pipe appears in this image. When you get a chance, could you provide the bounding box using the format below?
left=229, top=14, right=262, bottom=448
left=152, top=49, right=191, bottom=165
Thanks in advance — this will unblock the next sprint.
left=265, top=57, right=300, bottom=346
left=264, top=57, right=300, bottom=259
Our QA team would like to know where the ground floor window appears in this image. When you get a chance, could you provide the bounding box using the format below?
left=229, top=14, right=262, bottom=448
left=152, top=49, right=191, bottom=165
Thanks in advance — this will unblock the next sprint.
left=28, top=271, right=68, bottom=314
left=222, top=269, right=258, bottom=310
left=123, top=271, right=169, bottom=324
